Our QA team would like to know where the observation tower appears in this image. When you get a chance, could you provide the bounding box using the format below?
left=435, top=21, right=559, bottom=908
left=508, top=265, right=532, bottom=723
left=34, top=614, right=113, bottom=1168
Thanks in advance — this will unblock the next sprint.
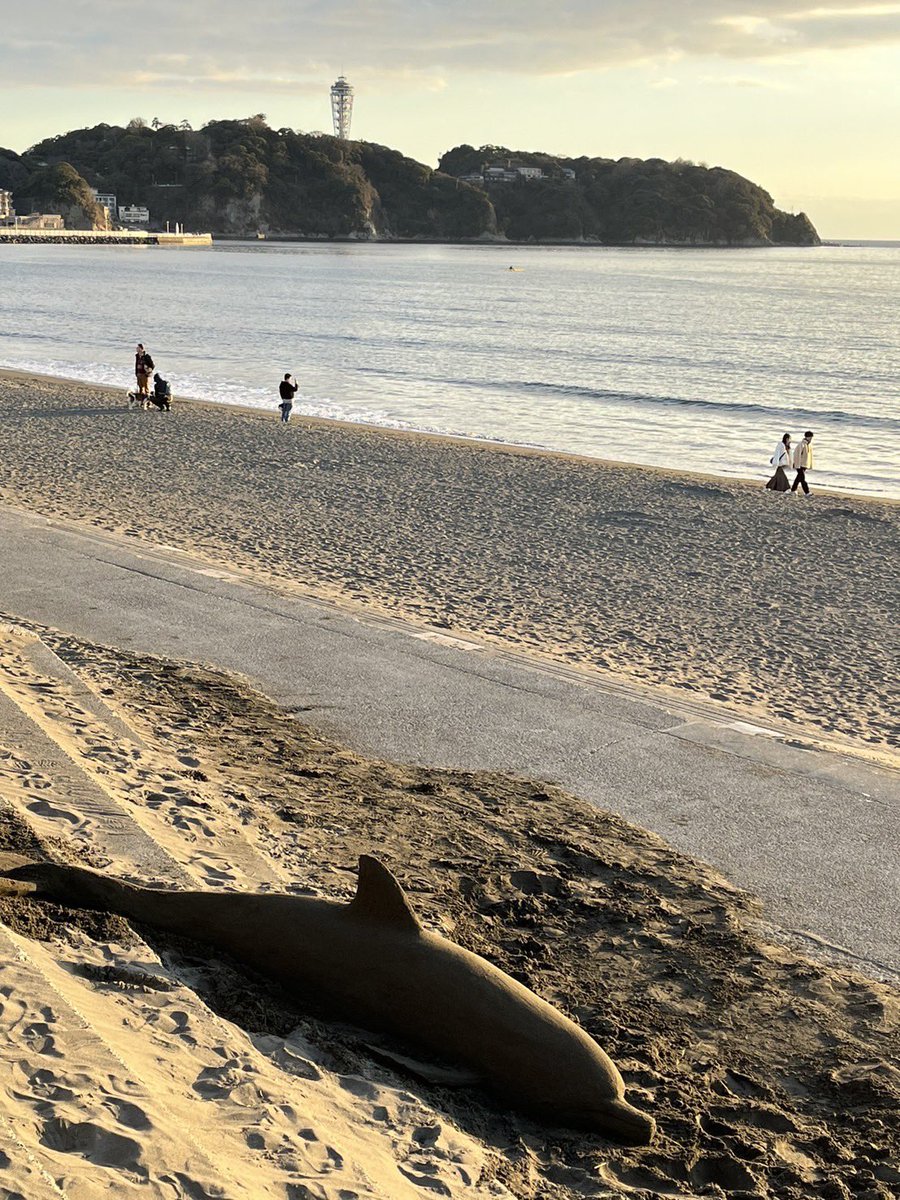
left=330, top=76, right=354, bottom=140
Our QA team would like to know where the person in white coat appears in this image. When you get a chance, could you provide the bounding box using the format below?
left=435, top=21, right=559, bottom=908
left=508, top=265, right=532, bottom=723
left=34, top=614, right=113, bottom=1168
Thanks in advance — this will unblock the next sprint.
left=791, top=431, right=814, bottom=494
left=766, top=433, right=792, bottom=492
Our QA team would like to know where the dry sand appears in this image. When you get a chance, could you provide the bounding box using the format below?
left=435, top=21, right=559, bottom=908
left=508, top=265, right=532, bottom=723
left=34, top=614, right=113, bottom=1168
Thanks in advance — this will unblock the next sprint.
left=1, top=619, right=898, bottom=1199
left=0, top=371, right=897, bottom=759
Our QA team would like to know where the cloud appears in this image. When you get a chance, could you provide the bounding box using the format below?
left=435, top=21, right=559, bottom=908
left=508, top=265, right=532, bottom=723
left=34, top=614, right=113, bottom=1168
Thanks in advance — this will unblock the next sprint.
left=698, top=74, right=791, bottom=88
left=2, top=1, right=900, bottom=92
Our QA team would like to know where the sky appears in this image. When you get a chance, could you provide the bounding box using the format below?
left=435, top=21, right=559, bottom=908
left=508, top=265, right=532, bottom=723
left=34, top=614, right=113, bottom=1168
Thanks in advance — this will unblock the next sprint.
left=3, top=1, right=900, bottom=238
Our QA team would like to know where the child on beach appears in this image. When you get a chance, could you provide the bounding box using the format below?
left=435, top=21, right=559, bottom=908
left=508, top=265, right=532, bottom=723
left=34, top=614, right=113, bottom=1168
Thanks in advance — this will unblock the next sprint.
left=278, top=373, right=298, bottom=423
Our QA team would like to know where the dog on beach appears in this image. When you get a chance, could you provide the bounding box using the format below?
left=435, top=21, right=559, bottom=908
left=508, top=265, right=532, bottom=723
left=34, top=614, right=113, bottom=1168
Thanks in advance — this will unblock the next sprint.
left=126, top=388, right=148, bottom=411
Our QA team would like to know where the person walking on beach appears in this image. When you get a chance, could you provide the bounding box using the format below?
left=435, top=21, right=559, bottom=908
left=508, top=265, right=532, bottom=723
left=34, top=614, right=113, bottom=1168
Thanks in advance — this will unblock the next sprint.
left=766, top=433, right=792, bottom=491
left=135, top=343, right=154, bottom=407
left=278, top=373, right=298, bottom=423
left=791, top=431, right=814, bottom=495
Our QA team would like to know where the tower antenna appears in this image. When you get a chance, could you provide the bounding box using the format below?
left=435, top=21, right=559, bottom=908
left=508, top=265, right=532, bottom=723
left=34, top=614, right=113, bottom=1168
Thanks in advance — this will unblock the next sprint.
left=330, top=75, right=354, bottom=140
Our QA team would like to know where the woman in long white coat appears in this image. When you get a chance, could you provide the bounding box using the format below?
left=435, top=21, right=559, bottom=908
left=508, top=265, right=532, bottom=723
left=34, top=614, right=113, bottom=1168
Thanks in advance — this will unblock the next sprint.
left=766, top=433, right=792, bottom=491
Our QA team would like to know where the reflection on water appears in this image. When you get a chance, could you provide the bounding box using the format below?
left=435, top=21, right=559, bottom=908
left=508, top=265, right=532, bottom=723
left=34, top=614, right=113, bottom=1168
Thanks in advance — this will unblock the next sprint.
left=1, top=241, right=898, bottom=496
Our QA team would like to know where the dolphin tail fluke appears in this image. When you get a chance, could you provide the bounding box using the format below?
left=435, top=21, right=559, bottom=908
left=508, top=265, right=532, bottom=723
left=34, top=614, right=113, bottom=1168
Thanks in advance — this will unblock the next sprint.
left=0, top=856, right=123, bottom=912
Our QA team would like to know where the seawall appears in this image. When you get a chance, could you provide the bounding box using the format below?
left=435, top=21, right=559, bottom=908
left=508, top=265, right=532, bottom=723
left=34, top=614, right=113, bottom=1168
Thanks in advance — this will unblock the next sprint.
left=0, top=230, right=212, bottom=247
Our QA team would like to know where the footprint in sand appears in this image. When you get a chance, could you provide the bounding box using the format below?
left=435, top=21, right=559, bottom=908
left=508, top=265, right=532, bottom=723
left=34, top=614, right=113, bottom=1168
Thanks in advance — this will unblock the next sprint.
left=0, top=750, right=52, bottom=791
left=688, top=1156, right=759, bottom=1193
left=39, top=1116, right=143, bottom=1171
left=104, top=1098, right=153, bottom=1133
left=196, top=862, right=234, bottom=880
left=14, top=1066, right=77, bottom=1105
left=192, top=1059, right=262, bottom=1104
left=713, top=1068, right=773, bottom=1101
left=0, top=990, right=28, bottom=1033
left=26, top=798, right=84, bottom=827
left=154, top=1009, right=196, bottom=1045
left=19, top=773, right=53, bottom=791
left=412, top=1124, right=442, bottom=1148
left=171, top=811, right=217, bottom=840
left=85, top=742, right=123, bottom=763
left=0, top=749, right=29, bottom=769
left=339, top=1076, right=381, bottom=1102
left=710, top=1101, right=798, bottom=1134
left=23, top=1020, right=64, bottom=1058
left=193, top=861, right=239, bottom=889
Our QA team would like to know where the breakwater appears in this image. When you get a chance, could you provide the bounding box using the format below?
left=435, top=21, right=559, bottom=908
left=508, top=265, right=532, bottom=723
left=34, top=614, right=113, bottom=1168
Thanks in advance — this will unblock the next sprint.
left=0, top=230, right=212, bottom=246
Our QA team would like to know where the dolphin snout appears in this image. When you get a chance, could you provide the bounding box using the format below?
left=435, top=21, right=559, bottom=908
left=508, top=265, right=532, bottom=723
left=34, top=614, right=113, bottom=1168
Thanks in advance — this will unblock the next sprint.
left=546, top=1095, right=656, bottom=1143
left=598, top=1097, right=656, bottom=1145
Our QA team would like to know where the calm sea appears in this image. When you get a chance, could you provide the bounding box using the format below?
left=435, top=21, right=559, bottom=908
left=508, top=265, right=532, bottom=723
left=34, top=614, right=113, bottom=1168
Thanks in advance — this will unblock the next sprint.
left=1, top=241, right=898, bottom=497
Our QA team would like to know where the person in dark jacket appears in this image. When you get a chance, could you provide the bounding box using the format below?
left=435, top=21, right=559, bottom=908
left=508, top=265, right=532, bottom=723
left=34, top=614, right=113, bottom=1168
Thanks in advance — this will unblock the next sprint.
left=149, top=373, right=172, bottom=411
left=135, top=344, right=154, bottom=405
left=278, top=373, right=298, bottom=423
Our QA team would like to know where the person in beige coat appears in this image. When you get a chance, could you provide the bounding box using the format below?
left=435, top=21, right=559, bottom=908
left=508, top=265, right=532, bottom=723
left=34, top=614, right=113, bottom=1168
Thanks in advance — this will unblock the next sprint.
left=791, top=431, right=814, bottom=494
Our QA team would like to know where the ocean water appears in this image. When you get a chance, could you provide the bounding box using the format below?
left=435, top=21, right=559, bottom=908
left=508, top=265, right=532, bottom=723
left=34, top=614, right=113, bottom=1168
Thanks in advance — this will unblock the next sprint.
left=1, top=241, right=898, bottom=497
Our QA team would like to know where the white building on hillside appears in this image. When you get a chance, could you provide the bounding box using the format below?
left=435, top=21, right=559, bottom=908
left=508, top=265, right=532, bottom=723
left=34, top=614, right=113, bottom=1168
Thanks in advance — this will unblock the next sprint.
left=0, top=188, right=13, bottom=223
left=479, top=163, right=546, bottom=184
left=119, top=204, right=150, bottom=225
left=92, top=189, right=117, bottom=212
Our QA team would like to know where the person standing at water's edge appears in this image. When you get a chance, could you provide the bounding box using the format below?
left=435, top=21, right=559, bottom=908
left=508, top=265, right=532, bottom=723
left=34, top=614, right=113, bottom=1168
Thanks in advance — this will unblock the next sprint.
left=278, top=373, right=298, bottom=423
left=134, top=343, right=154, bottom=405
left=792, top=431, right=814, bottom=495
left=766, top=434, right=792, bottom=492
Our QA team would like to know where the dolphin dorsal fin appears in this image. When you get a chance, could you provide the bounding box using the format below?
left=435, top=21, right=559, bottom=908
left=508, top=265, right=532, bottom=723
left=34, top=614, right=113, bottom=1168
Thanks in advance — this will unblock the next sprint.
left=349, top=856, right=420, bottom=932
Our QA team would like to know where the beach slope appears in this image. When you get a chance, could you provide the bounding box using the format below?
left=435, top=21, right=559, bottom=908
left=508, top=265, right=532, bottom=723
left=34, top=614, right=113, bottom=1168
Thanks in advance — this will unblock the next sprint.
left=0, top=372, right=896, bottom=758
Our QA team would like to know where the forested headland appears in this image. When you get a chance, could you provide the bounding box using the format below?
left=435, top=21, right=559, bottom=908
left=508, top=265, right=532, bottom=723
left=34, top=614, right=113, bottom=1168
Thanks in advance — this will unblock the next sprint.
left=0, top=118, right=819, bottom=246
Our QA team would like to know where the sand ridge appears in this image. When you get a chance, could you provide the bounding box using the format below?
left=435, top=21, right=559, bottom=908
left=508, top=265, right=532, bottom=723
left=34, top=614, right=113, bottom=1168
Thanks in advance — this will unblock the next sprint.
left=1, top=621, right=898, bottom=1199
left=0, top=373, right=897, bottom=757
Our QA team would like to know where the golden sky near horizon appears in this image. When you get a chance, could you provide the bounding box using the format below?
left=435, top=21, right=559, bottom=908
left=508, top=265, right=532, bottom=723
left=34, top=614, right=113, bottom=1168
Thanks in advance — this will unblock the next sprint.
left=3, top=1, right=899, bottom=238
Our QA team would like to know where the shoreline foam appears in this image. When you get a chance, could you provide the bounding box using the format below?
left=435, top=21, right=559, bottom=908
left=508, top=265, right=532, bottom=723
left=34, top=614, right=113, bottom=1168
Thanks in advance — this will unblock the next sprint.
left=1, top=365, right=894, bottom=505
left=1, top=369, right=897, bottom=757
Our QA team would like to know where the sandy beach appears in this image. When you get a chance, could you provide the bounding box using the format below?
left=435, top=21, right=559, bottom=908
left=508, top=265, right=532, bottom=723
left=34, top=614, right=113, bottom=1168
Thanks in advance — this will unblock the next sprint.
left=1, top=369, right=897, bottom=1197
left=1, top=618, right=898, bottom=1199
left=0, top=371, right=897, bottom=759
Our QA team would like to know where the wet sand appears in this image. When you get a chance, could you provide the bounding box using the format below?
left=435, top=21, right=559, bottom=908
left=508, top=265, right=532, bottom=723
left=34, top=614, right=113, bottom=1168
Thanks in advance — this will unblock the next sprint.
left=0, top=369, right=897, bottom=760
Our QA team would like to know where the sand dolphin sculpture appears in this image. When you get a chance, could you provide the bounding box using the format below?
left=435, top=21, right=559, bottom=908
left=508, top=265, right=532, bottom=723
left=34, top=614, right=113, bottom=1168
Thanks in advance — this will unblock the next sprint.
left=1, top=854, right=655, bottom=1144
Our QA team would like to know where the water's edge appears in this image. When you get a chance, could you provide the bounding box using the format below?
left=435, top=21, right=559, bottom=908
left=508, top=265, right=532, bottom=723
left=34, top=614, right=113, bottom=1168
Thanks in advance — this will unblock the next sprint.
left=3, top=365, right=894, bottom=508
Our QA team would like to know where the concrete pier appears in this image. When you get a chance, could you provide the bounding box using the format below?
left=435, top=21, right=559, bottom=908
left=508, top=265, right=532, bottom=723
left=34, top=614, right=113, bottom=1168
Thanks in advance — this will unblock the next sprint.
left=0, top=229, right=212, bottom=246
